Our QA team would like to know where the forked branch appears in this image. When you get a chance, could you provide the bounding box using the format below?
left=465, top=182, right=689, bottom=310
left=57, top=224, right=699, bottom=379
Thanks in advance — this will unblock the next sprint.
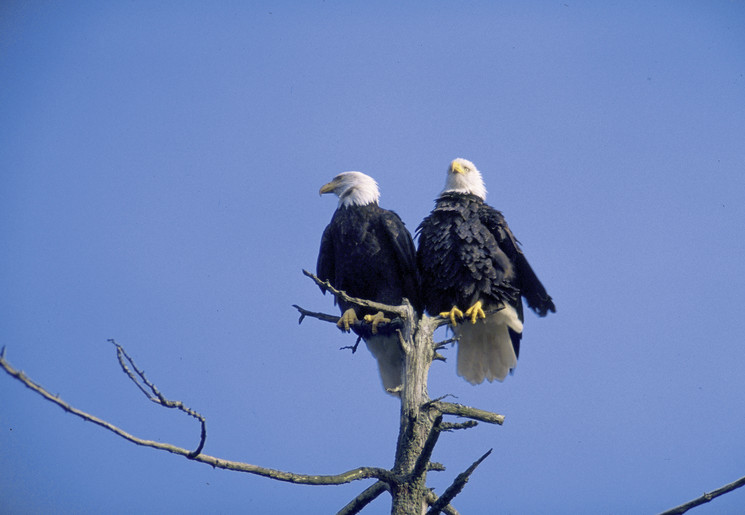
left=0, top=347, right=395, bottom=487
left=108, top=339, right=206, bottom=457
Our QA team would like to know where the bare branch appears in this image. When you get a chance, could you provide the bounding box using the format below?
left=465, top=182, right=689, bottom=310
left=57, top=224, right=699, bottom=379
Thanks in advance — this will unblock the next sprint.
left=292, top=304, right=404, bottom=341
left=427, top=401, right=505, bottom=425
left=439, top=421, right=479, bottom=432
left=303, top=269, right=410, bottom=318
left=412, top=415, right=444, bottom=480
left=425, top=491, right=459, bottom=515
left=659, top=474, right=745, bottom=515
left=292, top=304, right=340, bottom=325
left=0, top=350, right=396, bottom=487
left=434, top=337, right=458, bottom=350
left=337, top=481, right=389, bottom=515
left=426, top=449, right=492, bottom=515
left=108, top=339, right=206, bottom=458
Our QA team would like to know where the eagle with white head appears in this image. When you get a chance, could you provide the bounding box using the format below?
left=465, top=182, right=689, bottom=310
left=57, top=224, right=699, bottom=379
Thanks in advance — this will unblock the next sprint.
left=417, top=158, right=555, bottom=384
left=317, top=171, right=420, bottom=394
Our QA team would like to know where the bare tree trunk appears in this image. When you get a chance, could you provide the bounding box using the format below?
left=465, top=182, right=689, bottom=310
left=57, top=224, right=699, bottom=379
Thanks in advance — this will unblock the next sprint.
left=390, top=314, right=439, bottom=514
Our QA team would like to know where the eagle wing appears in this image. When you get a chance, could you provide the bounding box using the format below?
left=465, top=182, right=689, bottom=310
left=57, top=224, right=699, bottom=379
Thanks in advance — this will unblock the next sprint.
left=316, top=223, right=335, bottom=294
left=480, top=206, right=556, bottom=317
left=380, top=210, right=421, bottom=313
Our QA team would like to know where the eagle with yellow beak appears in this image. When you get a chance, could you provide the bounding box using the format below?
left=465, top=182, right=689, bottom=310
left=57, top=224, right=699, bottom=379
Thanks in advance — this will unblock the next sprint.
left=416, top=158, right=555, bottom=384
left=317, top=171, right=420, bottom=394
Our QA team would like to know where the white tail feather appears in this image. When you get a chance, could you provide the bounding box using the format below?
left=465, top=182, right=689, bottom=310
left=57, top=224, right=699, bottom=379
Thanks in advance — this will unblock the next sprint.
left=365, top=335, right=404, bottom=394
left=456, top=305, right=523, bottom=385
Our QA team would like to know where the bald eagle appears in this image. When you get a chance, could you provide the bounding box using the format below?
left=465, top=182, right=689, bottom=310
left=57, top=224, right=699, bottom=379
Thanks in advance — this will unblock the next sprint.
left=317, top=171, right=420, bottom=394
left=416, top=158, right=555, bottom=385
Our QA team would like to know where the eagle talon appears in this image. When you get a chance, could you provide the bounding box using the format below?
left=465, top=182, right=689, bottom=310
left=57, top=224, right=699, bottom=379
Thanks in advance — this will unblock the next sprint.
left=337, top=308, right=359, bottom=332
left=439, top=306, right=464, bottom=326
left=363, top=311, right=391, bottom=335
left=464, top=300, right=486, bottom=324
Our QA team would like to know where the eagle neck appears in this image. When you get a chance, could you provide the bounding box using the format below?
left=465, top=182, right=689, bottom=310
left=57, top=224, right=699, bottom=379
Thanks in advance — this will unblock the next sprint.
left=436, top=192, right=483, bottom=205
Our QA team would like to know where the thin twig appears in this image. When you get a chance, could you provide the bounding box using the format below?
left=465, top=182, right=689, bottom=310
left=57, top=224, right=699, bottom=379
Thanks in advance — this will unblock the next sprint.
left=337, top=481, right=389, bottom=515
left=292, top=304, right=339, bottom=325
left=108, top=339, right=206, bottom=458
left=659, top=474, right=745, bottom=515
left=340, top=336, right=363, bottom=353
left=426, top=449, right=492, bottom=515
left=434, top=337, right=459, bottom=350
left=0, top=350, right=397, bottom=487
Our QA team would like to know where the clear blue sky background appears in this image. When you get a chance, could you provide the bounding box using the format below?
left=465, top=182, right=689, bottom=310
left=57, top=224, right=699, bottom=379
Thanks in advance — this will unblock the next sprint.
left=2, top=2, right=744, bottom=513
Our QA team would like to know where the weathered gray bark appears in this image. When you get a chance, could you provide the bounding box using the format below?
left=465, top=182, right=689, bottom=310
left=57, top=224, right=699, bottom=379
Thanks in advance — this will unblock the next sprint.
left=390, top=312, right=439, bottom=514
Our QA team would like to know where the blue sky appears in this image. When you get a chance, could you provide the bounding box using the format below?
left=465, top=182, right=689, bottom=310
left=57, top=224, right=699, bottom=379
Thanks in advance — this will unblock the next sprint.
left=2, top=1, right=744, bottom=513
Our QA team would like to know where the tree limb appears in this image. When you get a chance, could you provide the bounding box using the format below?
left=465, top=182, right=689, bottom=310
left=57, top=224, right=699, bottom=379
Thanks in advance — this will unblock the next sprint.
left=425, top=491, right=459, bottom=515
left=434, top=337, right=458, bottom=350
left=427, top=401, right=505, bottom=425
left=439, top=421, right=479, bottom=432
left=0, top=348, right=396, bottom=487
left=411, top=415, right=444, bottom=480
left=658, top=474, right=745, bottom=515
left=337, top=481, right=389, bottom=515
left=292, top=304, right=340, bottom=325
left=303, top=269, right=410, bottom=319
left=426, top=449, right=492, bottom=515
left=292, top=303, right=404, bottom=338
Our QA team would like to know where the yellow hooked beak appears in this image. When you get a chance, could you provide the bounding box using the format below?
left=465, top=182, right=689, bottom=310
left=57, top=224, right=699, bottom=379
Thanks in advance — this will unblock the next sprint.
left=319, top=179, right=338, bottom=195
left=450, top=160, right=466, bottom=174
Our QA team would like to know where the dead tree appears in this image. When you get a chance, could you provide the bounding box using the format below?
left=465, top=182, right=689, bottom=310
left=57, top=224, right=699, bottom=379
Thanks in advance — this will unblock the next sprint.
left=3, top=269, right=744, bottom=512
left=1, top=270, right=501, bottom=514
left=295, top=270, right=503, bottom=513
left=0, top=271, right=504, bottom=515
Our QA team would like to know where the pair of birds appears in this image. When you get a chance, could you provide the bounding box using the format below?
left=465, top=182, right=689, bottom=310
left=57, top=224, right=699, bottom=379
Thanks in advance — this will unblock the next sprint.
left=317, top=158, right=555, bottom=394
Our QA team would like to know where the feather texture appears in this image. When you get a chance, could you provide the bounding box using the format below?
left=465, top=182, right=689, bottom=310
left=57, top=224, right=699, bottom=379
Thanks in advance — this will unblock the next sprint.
left=417, top=159, right=554, bottom=385
left=318, top=172, right=420, bottom=394
left=365, top=334, right=404, bottom=392
left=455, top=305, right=523, bottom=384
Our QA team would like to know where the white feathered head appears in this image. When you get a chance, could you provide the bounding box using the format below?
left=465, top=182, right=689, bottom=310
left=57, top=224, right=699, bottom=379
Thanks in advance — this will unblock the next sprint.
left=320, top=171, right=380, bottom=207
left=442, top=158, right=487, bottom=200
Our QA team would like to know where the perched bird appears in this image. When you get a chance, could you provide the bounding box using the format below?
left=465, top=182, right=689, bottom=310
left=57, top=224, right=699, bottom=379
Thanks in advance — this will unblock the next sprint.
left=317, top=171, right=420, bottom=394
left=416, top=158, right=555, bottom=385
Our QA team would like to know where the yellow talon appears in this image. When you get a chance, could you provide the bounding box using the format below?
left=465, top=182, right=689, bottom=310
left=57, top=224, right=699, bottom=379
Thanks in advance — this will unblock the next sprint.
left=363, top=311, right=391, bottom=335
left=464, top=300, right=486, bottom=324
left=439, top=306, right=464, bottom=326
left=337, top=308, right=359, bottom=332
